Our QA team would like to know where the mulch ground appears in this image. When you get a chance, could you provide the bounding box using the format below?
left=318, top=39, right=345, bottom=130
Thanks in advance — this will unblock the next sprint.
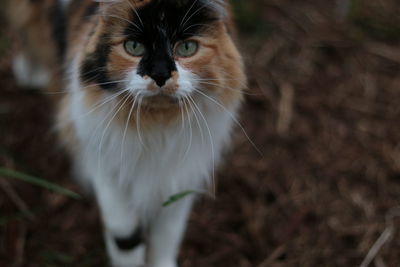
left=1, top=0, right=400, bottom=266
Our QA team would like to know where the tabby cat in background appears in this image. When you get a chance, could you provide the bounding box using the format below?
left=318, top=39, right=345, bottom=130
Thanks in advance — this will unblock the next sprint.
left=8, top=0, right=246, bottom=266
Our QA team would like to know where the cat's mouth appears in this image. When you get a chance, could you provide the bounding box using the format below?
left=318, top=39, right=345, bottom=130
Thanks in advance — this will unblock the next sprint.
left=141, top=93, right=180, bottom=109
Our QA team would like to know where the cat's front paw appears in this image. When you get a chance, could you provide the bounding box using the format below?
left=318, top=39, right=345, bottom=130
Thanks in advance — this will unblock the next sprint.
left=106, top=232, right=145, bottom=267
left=108, top=245, right=145, bottom=267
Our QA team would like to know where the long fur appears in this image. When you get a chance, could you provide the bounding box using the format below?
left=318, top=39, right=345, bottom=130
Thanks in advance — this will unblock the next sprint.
left=9, top=1, right=246, bottom=266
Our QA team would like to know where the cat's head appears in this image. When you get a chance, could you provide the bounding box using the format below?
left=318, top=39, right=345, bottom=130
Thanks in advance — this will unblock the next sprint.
left=78, top=0, right=245, bottom=123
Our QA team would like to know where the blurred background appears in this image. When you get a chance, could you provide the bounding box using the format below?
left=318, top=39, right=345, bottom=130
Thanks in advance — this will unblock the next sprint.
left=1, top=0, right=400, bottom=266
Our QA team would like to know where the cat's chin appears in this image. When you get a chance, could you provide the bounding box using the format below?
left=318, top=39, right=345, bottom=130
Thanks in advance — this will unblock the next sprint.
left=141, top=94, right=180, bottom=109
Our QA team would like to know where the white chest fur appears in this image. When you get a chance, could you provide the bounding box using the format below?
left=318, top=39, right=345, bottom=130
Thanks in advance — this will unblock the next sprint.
left=67, top=71, right=238, bottom=220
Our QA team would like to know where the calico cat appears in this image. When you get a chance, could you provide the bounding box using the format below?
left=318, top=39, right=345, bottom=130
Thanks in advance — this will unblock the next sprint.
left=8, top=0, right=246, bottom=266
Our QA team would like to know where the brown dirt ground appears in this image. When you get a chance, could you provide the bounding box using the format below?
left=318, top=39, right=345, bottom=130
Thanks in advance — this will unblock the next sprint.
left=1, top=0, right=400, bottom=266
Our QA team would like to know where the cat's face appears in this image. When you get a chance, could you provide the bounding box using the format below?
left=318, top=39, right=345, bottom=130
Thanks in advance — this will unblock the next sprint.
left=79, top=0, right=245, bottom=123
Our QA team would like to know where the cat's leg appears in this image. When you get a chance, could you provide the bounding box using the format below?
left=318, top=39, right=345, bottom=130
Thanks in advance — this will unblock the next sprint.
left=104, top=230, right=145, bottom=267
left=94, top=180, right=145, bottom=267
left=12, top=52, right=50, bottom=89
left=147, top=196, right=194, bottom=267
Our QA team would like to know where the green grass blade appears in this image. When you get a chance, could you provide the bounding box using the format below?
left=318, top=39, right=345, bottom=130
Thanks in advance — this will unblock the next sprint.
left=162, top=191, right=197, bottom=207
left=0, top=167, right=81, bottom=199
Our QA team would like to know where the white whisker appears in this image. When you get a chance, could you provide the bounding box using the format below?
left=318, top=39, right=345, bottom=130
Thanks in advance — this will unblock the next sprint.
left=179, top=0, right=198, bottom=29
left=196, top=80, right=257, bottom=96
left=98, top=14, right=143, bottom=32
left=188, top=95, right=216, bottom=193
left=127, top=0, right=144, bottom=28
left=88, top=93, right=127, bottom=176
left=182, top=97, right=193, bottom=159
left=80, top=66, right=107, bottom=79
left=78, top=88, right=130, bottom=119
left=181, top=1, right=213, bottom=30
left=136, top=96, right=146, bottom=149
left=185, top=96, right=204, bottom=145
left=81, top=79, right=130, bottom=90
left=182, top=23, right=209, bottom=33
left=193, top=88, right=263, bottom=156
left=119, top=93, right=140, bottom=181
left=98, top=93, right=131, bottom=173
left=178, top=98, right=186, bottom=134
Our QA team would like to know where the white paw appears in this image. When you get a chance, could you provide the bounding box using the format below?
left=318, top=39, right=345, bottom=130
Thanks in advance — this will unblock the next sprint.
left=12, top=53, right=50, bottom=89
left=109, top=245, right=146, bottom=267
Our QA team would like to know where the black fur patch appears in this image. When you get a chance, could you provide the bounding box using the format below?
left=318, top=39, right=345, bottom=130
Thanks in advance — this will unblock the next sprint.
left=48, top=1, right=67, bottom=61
left=115, top=228, right=143, bottom=251
left=80, top=35, right=117, bottom=90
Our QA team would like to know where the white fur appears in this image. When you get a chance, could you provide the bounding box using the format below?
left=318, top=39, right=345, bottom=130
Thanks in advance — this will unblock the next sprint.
left=126, top=72, right=152, bottom=96
left=176, top=64, right=197, bottom=97
left=63, top=56, right=239, bottom=267
left=12, top=53, right=50, bottom=88
left=125, top=64, right=196, bottom=99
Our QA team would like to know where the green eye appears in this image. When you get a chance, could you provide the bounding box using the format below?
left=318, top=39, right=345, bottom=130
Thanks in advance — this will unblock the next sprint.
left=176, top=41, right=198, bottom=57
left=124, top=40, right=146, bottom=56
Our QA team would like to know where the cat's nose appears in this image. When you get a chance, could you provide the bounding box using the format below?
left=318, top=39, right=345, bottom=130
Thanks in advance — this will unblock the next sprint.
left=151, top=71, right=171, bottom=88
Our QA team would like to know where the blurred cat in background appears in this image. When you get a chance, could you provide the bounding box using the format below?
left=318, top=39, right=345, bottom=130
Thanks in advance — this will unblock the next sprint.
left=8, top=0, right=246, bottom=266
